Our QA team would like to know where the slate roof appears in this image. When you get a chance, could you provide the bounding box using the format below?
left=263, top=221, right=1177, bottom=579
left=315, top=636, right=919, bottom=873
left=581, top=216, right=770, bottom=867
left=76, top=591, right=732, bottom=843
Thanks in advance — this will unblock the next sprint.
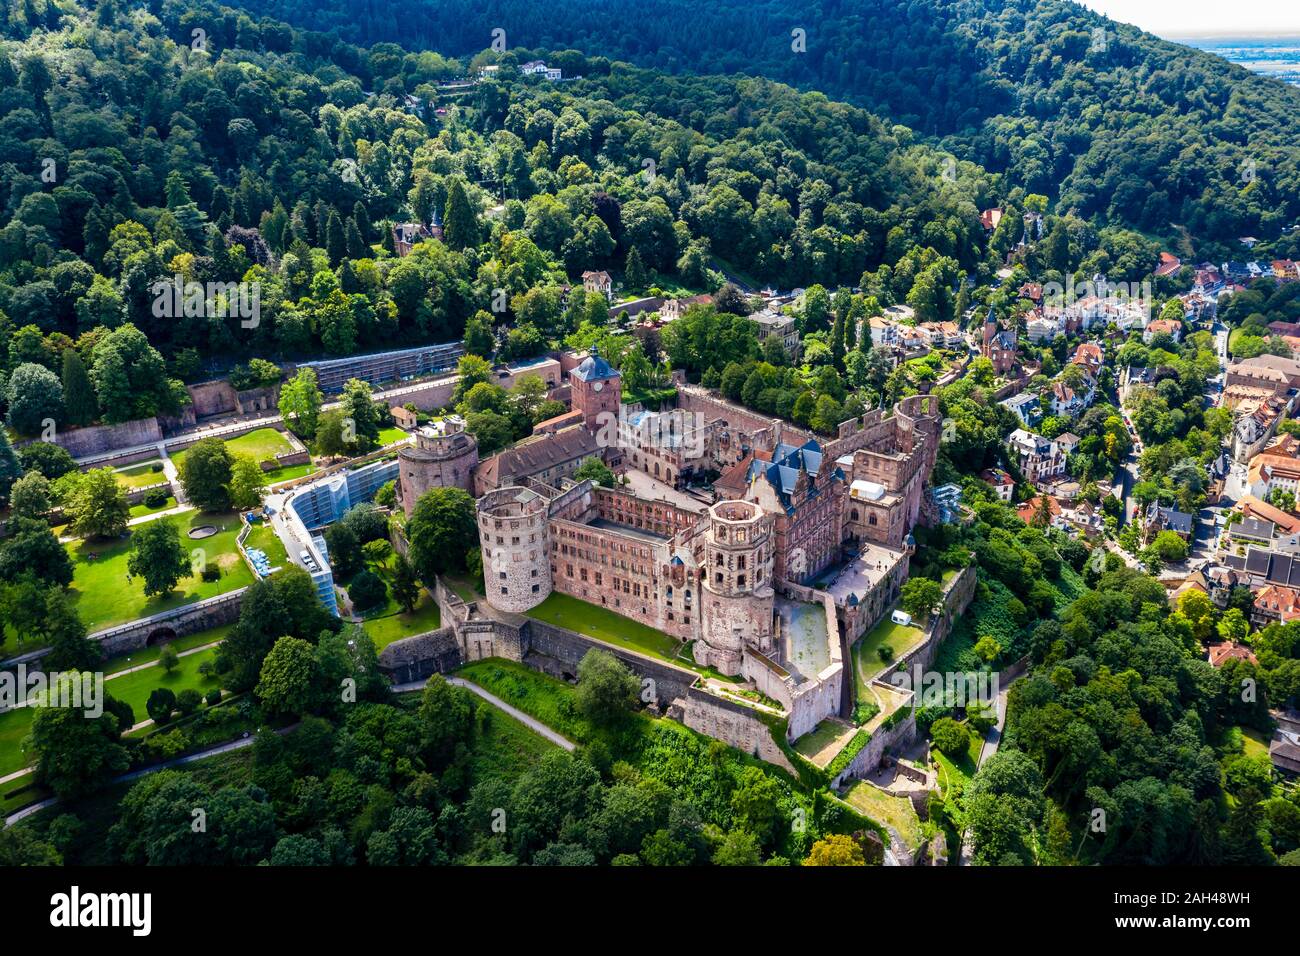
left=745, top=439, right=844, bottom=514
left=572, top=348, right=620, bottom=383
left=1146, top=502, right=1193, bottom=536
left=1224, top=546, right=1300, bottom=588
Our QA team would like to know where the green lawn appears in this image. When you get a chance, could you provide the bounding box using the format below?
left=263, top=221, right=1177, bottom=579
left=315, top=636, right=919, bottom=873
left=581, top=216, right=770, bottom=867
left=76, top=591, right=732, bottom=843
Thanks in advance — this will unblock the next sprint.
left=129, top=495, right=176, bottom=519
left=378, top=426, right=410, bottom=447
left=1241, top=725, right=1271, bottom=761
left=212, top=427, right=294, bottom=462
left=242, top=520, right=289, bottom=568
left=361, top=592, right=442, bottom=650
left=456, top=658, right=601, bottom=745
left=103, top=623, right=234, bottom=676
left=0, top=639, right=226, bottom=778
left=114, top=460, right=167, bottom=489
left=64, top=510, right=252, bottom=634
left=792, top=719, right=856, bottom=767
left=442, top=573, right=483, bottom=603
left=172, top=427, right=303, bottom=476
left=933, top=724, right=981, bottom=799
left=266, top=462, right=316, bottom=484
left=523, top=591, right=681, bottom=662
left=853, top=614, right=927, bottom=693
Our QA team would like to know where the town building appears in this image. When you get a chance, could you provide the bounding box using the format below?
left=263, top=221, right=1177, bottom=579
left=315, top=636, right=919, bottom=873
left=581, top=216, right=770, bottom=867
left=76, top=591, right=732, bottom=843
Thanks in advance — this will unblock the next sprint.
left=1006, top=428, right=1067, bottom=482
left=980, top=467, right=1016, bottom=502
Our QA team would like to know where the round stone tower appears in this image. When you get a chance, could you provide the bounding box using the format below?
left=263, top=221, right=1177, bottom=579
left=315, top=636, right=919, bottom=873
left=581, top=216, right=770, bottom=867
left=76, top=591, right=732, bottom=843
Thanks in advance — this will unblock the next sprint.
left=698, top=500, right=775, bottom=675
left=477, top=486, right=552, bottom=614
left=398, top=415, right=479, bottom=517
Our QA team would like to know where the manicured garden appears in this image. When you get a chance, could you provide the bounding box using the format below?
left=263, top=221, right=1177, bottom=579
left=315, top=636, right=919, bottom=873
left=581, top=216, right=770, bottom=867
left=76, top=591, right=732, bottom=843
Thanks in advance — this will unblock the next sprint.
left=523, top=591, right=681, bottom=662
left=172, top=427, right=314, bottom=484
left=0, top=633, right=229, bottom=778
left=66, top=509, right=252, bottom=632
left=129, top=494, right=177, bottom=519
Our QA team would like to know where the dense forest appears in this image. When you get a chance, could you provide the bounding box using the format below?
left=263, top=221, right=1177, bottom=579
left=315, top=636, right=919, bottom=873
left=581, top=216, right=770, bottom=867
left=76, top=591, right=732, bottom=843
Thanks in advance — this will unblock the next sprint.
left=202, top=0, right=1300, bottom=244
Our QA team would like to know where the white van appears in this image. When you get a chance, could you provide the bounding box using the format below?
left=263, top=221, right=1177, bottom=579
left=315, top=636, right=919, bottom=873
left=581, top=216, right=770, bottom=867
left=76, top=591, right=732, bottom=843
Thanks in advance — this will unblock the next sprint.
left=890, top=610, right=913, bottom=626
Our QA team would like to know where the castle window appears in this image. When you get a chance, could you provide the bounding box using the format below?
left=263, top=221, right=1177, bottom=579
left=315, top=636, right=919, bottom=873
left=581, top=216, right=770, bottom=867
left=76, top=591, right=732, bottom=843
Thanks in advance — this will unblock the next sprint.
left=715, top=573, right=723, bottom=584
left=499, top=572, right=507, bottom=580
left=737, top=556, right=746, bottom=570
left=737, top=575, right=746, bottom=587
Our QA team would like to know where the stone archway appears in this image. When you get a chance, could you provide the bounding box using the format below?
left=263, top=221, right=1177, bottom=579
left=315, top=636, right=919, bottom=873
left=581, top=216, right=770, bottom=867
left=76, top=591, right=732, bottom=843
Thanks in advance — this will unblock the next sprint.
left=146, top=626, right=177, bottom=646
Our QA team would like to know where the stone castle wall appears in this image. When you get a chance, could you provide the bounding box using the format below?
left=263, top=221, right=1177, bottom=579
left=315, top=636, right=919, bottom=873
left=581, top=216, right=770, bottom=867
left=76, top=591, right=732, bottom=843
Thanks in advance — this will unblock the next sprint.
left=677, top=686, right=797, bottom=775
left=19, top=417, right=163, bottom=459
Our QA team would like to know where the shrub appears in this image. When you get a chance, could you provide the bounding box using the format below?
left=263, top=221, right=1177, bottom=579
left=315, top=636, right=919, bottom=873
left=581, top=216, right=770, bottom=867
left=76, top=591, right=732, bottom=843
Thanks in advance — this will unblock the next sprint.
left=143, top=488, right=169, bottom=507
left=146, top=687, right=176, bottom=725
left=930, top=717, right=972, bottom=756
left=175, top=688, right=203, bottom=716
left=205, top=688, right=222, bottom=707
left=150, top=462, right=164, bottom=473
left=201, top=562, right=221, bottom=582
left=878, top=644, right=894, bottom=663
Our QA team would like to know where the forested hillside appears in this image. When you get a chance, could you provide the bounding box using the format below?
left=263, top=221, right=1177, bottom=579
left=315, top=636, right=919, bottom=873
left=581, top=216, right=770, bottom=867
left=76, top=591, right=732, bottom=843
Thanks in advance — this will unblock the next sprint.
left=205, top=0, right=1300, bottom=244
left=0, top=0, right=1029, bottom=381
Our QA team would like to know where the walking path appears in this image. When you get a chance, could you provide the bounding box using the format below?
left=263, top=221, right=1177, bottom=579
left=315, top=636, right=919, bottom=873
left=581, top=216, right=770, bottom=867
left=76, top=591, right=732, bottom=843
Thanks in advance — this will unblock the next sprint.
left=5, top=729, right=258, bottom=825
left=391, top=676, right=576, bottom=751
left=0, top=641, right=228, bottom=787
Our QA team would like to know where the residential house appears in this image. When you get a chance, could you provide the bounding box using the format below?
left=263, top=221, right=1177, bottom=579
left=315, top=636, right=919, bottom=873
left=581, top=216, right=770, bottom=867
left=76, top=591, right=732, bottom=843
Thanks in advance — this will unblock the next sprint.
left=1119, top=366, right=1157, bottom=403
left=1026, top=315, right=1062, bottom=343
left=1000, top=392, right=1042, bottom=428
left=918, top=321, right=964, bottom=349
left=392, top=221, right=431, bottom=257
left=1208, top=641, right=1262, bottom=665
left=1006, top=428, right=1067, bottom=482
left=1049, top=375, right=1095, bottom=419
left=1154, top=252, right=1182, bottom=278
left=750, top=308, right=801, bottom=358
left=981, top=307, right=1018, bottom=376
left=658, top=294, right=713, bottom=321
left=1247, top=452, right=1300, bottom=500
left=1252, top=584, right=1300, bottom=626
left=1143, top=318, right=1182, bottom=344
left=1144, top=502, right=1194, bottom=544
left=980, top=468, right=1016, bottom=502
left=1226, top=354, right=1300, bottom=397
left=868, top=315, right=899, bottom=349
left=1071, top=342, right=1104, bottom=376
left=1232, top=395, right=1291, bottom=462
left=582, top=270, right=613, bottom=301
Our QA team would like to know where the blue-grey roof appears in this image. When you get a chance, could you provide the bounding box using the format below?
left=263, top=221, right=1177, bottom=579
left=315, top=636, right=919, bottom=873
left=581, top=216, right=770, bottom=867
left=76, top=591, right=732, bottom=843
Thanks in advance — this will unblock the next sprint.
left=746, top=439, right=843, bottom=514
left=572, top=348, right=620, bottom=383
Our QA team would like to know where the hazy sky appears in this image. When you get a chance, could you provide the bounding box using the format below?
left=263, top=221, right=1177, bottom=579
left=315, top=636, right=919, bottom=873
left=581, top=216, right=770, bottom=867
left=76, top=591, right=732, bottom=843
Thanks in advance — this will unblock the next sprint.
left=1077, top=0, right=1300, bottom=38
